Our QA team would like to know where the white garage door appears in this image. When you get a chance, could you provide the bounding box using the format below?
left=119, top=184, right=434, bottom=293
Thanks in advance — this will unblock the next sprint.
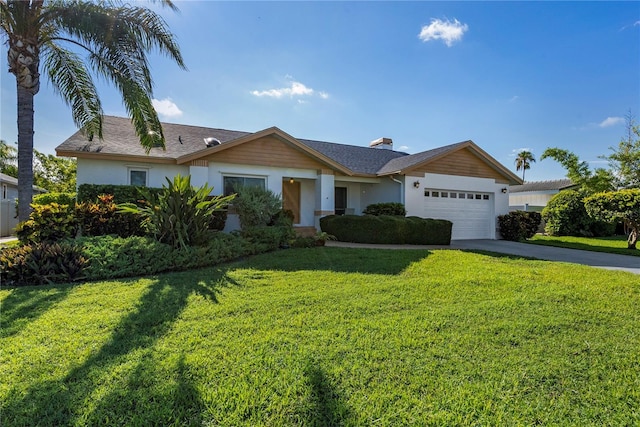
left=423, top=189, right=494, bottom=240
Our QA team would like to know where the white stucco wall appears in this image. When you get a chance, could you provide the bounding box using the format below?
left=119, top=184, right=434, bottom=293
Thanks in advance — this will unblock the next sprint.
left=359, top=177, right=403, bottom=211
left=509, top=191, right=557, bottom=208
left=76, top=158, right=189, bottom=188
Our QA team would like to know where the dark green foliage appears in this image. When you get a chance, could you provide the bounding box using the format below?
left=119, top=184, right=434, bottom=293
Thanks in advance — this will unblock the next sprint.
left=584, top=189, right=640, bottom=249
left=362, top=202, right=406, bottom=216
left=542, top=190, right=615, bottom=237
left=119, top=175, right=235, bottom=249
left=32, top=192, right=76, bottom=206
left=233, top=185, right=283, bottom=229
left=76, top=194, right=145, bottom=237
left=239, top=226, right=296, bottom=253
left=77, top=184, right=162, bottom=204
left=209, top=210, right=228, bottom=231
left=0, top=242, right=87, bottom=286
left=320, top=215, right=452, bottom=245
left=498, top=211, right=542, bottom=241
left=16, top=203, right=77, bottom=243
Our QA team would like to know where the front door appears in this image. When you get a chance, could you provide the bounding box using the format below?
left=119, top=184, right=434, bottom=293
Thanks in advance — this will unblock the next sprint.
left=335, top=187, right=347, bottom=215
left=282, top=179, right=301, bottom=224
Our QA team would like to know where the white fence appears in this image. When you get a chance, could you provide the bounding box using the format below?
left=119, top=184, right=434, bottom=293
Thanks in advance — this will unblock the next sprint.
left=0, top=200, right=18, bottom=237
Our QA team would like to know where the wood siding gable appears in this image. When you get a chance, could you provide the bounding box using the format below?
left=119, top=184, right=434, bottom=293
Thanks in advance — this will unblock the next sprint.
left=202, top=135, right=329, bottom=170
left=405, top=146, right=513, bottom=184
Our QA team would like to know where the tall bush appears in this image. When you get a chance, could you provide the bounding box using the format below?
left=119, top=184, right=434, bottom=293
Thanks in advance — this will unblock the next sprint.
left=119, top=175, right=234, bottom=249
left=542, top=190, right=614, bottom=237
left=16, top=203, right=77, bottom=243
left=498, top=211, right=542, bottom=241
left=233, top=185, right=283, bottom=229
left=585, top=189, right=640, bottom=249
left=77, top=183, right=162, bottom=204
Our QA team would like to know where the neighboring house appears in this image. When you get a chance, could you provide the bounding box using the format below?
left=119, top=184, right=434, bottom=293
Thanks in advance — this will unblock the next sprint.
left=56, top=116, right=522, bottom=240
left=0, top=172, right=46, bottom=237
left=509, top=179, right=577, bottom=212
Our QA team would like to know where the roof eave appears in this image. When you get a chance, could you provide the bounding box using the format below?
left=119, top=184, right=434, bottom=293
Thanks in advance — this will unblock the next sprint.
left=56, top=149, right=177, bottom=165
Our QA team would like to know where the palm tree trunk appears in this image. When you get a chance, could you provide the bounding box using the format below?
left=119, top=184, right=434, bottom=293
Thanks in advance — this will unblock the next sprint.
left=17, top=84, right=35, bottom=222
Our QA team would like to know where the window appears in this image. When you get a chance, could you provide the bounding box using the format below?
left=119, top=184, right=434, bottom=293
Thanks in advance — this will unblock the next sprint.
left=424, top=189, right=430, bottom=197
left=2, top=184, right=7, bottom=199
left=129, top=169, right=148, bottom=186
left=483, top=194, right=490, bottom=200
left=223, top=176, right=266, bottom=196
left=450, top=192, right=457, bottom=199
left=459, top=193, right=466, bottom=199
left=475, top=194, right=482, bottom=200
left=432, top=191, right=439, bottom=197
left=441, top=192, right=448, bottom=198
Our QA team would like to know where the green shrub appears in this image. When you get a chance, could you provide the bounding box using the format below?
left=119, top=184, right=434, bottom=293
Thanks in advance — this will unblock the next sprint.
left=498, top=211, right=542, bottom=241
left=77, top=183, right=162, bottom=204
left=320, top=215, right=451, bottom=245
left=32, top=192, right=76, bottom=206
left=119, top=175, right=235, bottom=249
left=239, top=226, right=295, bottom=253
left=233, top=185, right=283, bottom=229
left=363, top=202, right=406, bottom=216
left=0, top=241, right=87, bottom=286
left=542, top=190, right=615, bottom=237
left=16, top=203, right=77, bottom=243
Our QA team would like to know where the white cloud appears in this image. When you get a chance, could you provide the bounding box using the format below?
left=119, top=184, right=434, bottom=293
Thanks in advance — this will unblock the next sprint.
left=598, top=116, right=624, bottom=128
left=152, top=98, right=183, bottom=118
left=418, top=18, right=468, bottom=47
left=635, top=20, right=640, bottom=26
left=508, top=95, right=520, bottom=103
left=397, top=145, right=409, bottom=152
left=251, top=81, right=328, bottom=100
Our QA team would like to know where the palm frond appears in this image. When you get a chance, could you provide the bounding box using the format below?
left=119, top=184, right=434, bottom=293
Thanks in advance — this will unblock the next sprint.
left=42, top=41, right=103, bottom=140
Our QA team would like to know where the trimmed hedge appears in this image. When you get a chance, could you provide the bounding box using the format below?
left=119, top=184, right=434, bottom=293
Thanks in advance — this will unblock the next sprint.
left=320, top=215, right=452, bottom=245
left=77, top=183, right=162, bottom=204
left=363, top=202, right=406, bottom=216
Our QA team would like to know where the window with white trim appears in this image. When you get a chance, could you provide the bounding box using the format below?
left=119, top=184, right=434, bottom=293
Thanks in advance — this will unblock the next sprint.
left=129, top=169, right=148, bottom=187
left=223, top=175, right=266, bottom=196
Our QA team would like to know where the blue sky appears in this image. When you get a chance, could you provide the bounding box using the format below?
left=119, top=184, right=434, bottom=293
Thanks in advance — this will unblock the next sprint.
left=1, top=1, right=639, bottom=181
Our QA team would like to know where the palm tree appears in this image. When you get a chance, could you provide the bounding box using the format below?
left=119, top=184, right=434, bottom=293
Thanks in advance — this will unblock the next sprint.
left=1, top=0, right=186, bottom=221
left=515, top=150, right=536, bottom=182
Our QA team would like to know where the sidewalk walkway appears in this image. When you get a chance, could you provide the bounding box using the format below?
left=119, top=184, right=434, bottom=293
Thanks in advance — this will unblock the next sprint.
left=326, top=240, right=640, bottom=275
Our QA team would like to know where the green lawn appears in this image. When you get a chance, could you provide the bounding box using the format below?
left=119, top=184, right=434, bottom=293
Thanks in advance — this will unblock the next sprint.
left=528, top=234, right=640, bottom=257
left=2, top=248, right=639, bottom=426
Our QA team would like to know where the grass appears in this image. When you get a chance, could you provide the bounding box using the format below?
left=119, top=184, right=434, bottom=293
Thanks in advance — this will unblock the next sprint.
left=2, top=247, right=639, bottom=426
left=528, top=234, right=640, bottom=257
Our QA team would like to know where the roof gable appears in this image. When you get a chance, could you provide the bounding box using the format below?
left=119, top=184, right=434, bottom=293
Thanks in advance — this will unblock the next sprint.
left=377, top=140, right=522, bottom=185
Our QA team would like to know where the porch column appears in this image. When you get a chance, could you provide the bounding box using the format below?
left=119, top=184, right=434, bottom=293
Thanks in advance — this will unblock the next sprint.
left=189, top=160, right=209, bottom=188
left=315, top=169, right=335, bottom=228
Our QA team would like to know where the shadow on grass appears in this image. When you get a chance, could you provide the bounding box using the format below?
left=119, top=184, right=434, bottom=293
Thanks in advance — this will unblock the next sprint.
left=0, top=285, right=72, bottom=338
left=301, top=358, right=354, bottom=426
left=2, top=268, right=233, bottom=426
left=244, top=247, right=432, bottom=275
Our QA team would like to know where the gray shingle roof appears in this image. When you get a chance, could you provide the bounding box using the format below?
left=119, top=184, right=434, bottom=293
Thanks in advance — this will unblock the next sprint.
left=509, top=179, right=575, bottom=193
left=299, top=139, right=408, bottom=175
left=56, top=116, right=517, bottom=183
left=0, top=172, right=18, bottom=186
left=56, top=116, right=251, bottom=159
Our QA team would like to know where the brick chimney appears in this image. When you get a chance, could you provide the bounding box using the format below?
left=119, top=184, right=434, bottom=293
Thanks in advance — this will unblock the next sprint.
left=369, top=137, right=393, bottom=150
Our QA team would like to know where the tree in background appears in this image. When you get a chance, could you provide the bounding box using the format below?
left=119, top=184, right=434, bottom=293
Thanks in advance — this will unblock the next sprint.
left=0, top=139, right=18, bottom=177
left=1, top=0, right=185, bottom=221
left=585, top=189, right=640, bottom=250
left=514, top=150, right=536, bottom=182
left=33, top=151, right=76, bottom=193
left=540, top=148, right=614, bottom=194
left=602, top=112, right=640, bottom=190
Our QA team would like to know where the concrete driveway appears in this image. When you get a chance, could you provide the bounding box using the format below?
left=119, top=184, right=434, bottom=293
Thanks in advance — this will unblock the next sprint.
left=327, top=240, right=640, bottom=275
